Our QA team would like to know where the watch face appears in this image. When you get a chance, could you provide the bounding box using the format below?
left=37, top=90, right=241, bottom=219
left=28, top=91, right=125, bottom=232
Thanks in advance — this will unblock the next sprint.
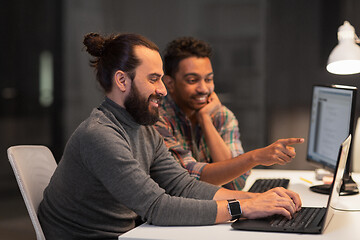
left=229, top=201, right=242, bottom=215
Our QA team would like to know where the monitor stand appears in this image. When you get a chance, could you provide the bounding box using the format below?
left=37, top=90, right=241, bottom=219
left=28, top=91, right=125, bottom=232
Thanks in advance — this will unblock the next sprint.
left=310, top=184, right=331, bottom=194
left=309, top=173, right=359, bottom=195
left=340, top=173, right=359, bottom=196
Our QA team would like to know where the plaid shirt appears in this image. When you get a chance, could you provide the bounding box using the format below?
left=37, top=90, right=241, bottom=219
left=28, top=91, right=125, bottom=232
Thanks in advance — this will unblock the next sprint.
left=155, top=95, right=250, bottom=190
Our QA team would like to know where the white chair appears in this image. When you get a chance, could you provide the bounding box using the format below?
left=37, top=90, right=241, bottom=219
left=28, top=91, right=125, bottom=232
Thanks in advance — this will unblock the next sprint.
left=7, top=145, right=57, bottom=240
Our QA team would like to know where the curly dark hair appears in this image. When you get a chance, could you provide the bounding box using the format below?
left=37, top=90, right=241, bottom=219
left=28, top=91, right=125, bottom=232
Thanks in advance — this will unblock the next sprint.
left=163, top=37, right=212, bottom=78
left=83, top=32, right=159, bottom=92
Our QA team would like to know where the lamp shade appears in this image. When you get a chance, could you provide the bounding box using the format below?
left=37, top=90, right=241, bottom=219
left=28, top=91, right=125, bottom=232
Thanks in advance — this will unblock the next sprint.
left=327, top=21, right=360, bottom=75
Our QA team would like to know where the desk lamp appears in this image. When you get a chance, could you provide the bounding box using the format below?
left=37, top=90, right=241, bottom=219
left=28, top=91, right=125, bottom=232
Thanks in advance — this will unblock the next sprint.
left=327, top=21, right=359, bottom=196
left=327, top=21, right=360, bottom=75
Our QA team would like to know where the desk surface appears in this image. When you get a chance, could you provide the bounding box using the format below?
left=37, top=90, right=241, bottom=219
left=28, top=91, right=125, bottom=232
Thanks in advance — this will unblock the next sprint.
left=119, top=169, right=360, bottom=240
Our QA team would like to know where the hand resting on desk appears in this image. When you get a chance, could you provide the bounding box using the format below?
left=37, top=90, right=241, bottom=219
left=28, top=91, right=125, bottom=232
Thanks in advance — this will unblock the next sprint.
left=240, top=187, right=302, bottom=220
left=214, top=187, right=302, bottom=223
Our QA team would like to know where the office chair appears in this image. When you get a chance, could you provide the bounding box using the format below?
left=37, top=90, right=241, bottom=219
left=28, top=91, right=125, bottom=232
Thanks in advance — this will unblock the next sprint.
left=7, top=145, right=57, bottom=240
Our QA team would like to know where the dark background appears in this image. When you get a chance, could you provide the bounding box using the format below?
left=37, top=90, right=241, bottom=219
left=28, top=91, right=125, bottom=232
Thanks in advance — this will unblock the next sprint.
left=0, top=0, right=360, bottom=238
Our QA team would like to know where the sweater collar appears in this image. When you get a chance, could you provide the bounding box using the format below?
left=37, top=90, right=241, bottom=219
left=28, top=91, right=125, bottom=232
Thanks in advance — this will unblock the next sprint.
left=101, top=97, right=140, bottom=129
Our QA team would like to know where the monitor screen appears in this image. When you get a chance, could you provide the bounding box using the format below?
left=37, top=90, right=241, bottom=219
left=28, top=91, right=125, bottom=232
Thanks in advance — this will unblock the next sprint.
left=307, top=85, right=357, bottom=171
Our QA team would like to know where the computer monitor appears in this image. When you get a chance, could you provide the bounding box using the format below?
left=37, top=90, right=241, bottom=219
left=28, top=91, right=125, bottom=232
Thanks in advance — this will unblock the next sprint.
left=306, top=84, right=358, bottom=195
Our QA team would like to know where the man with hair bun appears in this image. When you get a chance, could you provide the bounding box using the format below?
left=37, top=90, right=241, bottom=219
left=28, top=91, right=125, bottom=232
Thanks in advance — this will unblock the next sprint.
left=155, top=36, right=305, bottom=190
left=38, top=32, right=302, bottom=239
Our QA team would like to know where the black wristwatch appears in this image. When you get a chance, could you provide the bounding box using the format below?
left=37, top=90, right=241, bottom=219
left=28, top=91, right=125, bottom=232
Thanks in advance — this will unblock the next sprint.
left=227, top=199, right=242, bottom=221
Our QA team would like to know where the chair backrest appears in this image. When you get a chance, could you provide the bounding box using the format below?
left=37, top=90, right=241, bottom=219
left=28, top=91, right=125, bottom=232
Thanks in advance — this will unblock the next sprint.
left=7, top=145, right=57, bottom=240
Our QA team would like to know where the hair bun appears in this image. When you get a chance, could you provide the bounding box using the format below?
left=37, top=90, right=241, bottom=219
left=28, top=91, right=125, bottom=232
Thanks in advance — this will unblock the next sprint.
left=83, top=32, right=106, bottom=57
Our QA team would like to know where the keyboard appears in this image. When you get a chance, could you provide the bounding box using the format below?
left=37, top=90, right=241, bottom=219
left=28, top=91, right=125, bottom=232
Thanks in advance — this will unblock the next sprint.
left=248, top=178, right=290, bottom=193
left=270, top=207, right=326, bottom=230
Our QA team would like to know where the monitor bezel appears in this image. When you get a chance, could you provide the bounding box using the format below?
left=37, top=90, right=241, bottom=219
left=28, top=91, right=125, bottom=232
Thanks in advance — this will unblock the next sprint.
left=306, top=84, right=357, bottom=172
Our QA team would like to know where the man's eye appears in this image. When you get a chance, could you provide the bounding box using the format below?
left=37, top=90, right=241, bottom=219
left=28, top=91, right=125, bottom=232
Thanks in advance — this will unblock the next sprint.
left=205, top=78, right=213, bottom=82
left=186, top=78, right=197, bottom=84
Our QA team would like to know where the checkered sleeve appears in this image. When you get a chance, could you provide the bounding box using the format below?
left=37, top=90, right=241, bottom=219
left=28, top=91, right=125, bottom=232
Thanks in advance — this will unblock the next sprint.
left=216, top=107, right=250, bottom=190
left=155, top=116, right=207, bottom=180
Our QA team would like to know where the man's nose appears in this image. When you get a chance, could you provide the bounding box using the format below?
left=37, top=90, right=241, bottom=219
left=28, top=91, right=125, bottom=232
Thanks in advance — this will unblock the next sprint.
left=196, top=80, right=209, bottom=94
left=155, top=79, right=167, bottom=96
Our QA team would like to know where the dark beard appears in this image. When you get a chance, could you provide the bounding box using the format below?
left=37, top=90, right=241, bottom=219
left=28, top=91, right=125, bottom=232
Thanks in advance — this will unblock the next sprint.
left=124, top=83, right=161, bottom=126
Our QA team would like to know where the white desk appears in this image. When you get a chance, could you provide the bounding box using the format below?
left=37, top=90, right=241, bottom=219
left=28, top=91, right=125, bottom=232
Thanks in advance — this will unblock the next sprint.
left=119, top=169, right=360, bottom=240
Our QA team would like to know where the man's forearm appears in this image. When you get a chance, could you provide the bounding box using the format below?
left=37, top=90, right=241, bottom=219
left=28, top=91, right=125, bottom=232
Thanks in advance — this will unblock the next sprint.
left=213, top=187, right=258, bottom=200
left=200, top=152, right=257, bottom=186
left=213, top=188, right=257, bottom=223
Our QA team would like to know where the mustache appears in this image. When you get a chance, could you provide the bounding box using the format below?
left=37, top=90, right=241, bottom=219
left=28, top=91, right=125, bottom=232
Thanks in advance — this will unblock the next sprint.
left=149, top=94, right=164, bottom=103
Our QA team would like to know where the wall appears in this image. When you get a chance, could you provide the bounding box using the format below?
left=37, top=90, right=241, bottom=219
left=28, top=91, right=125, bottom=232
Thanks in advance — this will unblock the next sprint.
left=62, top=0, right=360, bottom=171
left=266, top=0, right=360, bottom=170
left=63, top=0, right=267, bottom=153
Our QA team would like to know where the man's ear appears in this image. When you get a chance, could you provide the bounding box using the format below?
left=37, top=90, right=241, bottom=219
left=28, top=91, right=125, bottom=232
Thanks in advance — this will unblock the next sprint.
left=163, top=75, right=175, bottom=93
left=114, top=70, right=127, bottom=92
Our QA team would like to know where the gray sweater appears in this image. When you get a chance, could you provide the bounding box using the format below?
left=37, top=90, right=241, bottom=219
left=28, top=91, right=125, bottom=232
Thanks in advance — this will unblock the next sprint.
left=38, top=98, right=220, bottom=239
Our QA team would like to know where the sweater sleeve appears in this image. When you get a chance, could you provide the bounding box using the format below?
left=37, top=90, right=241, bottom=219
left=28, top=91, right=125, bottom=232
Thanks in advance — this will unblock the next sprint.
left=80, top=123, right=220, bottom=226
left=150, top=131, right=220, bottom=200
